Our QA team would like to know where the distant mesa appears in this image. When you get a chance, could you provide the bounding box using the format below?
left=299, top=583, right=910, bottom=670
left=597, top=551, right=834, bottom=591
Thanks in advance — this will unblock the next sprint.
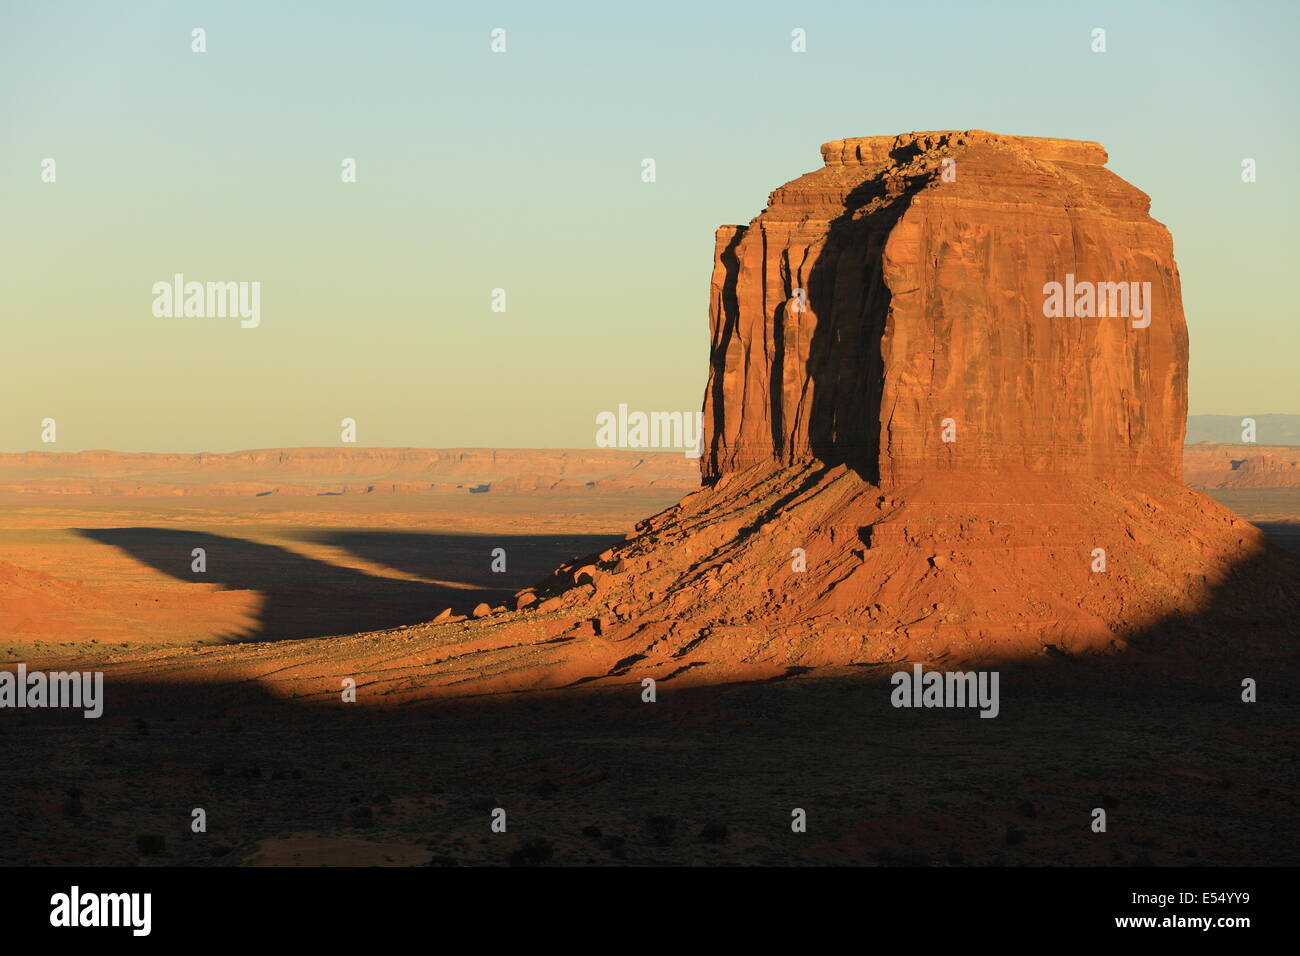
left=1183, top=444, right=1300, bottom=489
left=0, top=444, right=1291, bottom=495
left=0, top=448, right=698, bottom=497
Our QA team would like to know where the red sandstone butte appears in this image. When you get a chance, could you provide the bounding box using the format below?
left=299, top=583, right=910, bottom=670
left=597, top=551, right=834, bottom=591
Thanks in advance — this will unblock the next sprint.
left=703, top=130, right=1185, bottom=484
left=515, top=131, right=1298, bottom=678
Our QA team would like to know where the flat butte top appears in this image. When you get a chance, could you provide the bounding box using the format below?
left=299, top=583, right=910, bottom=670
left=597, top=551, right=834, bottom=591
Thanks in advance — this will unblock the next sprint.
left=746, top=129, right=1148, bottom=228
left=820, top=130, right=1109, bottom=167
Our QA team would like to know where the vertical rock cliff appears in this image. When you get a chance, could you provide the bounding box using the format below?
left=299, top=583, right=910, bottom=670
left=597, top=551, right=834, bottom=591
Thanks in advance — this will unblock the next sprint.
left=702, top=130, right=1187, bottom=486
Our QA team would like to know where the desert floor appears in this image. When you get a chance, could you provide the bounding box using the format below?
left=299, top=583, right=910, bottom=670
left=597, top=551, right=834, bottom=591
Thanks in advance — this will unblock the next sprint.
left=1, top=487, right=1296, bottom=866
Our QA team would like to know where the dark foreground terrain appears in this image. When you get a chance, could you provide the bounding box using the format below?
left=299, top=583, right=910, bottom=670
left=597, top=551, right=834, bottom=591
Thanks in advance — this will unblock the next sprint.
left=2, top=658, right=1295, bottom=867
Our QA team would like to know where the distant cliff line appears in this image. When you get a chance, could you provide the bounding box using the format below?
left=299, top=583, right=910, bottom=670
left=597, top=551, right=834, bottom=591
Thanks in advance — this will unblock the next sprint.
left=0, top=444, right=1294, bottom=494
left=0, top=448, right=699, bottom=496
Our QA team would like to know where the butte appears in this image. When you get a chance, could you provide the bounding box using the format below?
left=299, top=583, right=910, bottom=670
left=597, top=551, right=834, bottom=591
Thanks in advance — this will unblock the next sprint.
left=75, top=132, right=1298, bottom=700
left=517, top=130, right=1299, bottom=684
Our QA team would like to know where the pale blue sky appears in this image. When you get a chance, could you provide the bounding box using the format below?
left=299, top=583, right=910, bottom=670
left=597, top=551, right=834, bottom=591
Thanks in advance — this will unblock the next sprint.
left=2, top=0, right=1295, bottom=451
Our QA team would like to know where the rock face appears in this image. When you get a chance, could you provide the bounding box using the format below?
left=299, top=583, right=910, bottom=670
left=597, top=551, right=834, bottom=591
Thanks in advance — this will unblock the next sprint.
left=703, top=130, right=1186, bottom=485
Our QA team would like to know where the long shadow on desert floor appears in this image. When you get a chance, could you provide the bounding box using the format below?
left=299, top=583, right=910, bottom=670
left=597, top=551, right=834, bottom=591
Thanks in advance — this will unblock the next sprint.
left=73, top=527, right=620, bottom=642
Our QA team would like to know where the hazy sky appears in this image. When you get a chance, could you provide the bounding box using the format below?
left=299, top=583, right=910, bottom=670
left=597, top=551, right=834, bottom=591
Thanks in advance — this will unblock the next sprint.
left=2, top=0, right=1296, bottom=452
